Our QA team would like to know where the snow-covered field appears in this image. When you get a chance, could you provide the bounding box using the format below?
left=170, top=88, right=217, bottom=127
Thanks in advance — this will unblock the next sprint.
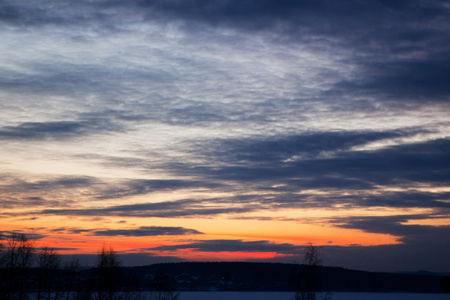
left=178, top=291, right=448, bottom=299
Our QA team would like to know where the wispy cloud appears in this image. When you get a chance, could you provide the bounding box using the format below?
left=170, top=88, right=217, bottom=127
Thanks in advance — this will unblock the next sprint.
left=38, top=199, right=256, bottom=218
left=0, top=116, right=124, bottom=141
left=152, top=239, right=300, bottom=255
left=92, top=226, right=203, bottom=236
left=50, top=226, right=203, bottom=236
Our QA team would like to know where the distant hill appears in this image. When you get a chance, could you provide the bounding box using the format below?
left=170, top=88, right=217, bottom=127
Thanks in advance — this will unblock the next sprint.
left=122, top=262, right=446, bottom=293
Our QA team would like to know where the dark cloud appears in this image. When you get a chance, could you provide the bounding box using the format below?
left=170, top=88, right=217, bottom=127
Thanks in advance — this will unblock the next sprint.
left=4, top=0, right=447, bottom=36
left=0, top=231, right=46, bottom=240
left=36, top=247, right=79, bottom=251
left=0, top=176, right=97, bottom=192
left=0, top=196, right=61, bottom=210
left=125, top=0, right=447, bottom=35
left=133, top=0, right=450, bottom=104
left=182, top=137, right=450, bottom=188
left=335, top=59, right=450, bottom=102
left=201, top=129, right=424, bottom=163
left=331, top=214, right=450, bottom=243
left=95, top=179, right=225, bottom=200
left=3, top=1, right=448, bottom=59
left=0, top=121, right=85, bottom=140
left=135, top=1, right=450, bottom=58
left=50, top=226, right=202, bottom=236
left=38, top=199, right=256, bottom=218
left=318, top=213, right=450, bottom=272
left=322, top=222, right=450, bottom=272
left=92, top=226, right=203, bottom=236
left=330, top=191, right=450, bottom=210
left=0, top=1, right=109, bottom=27
left=152, top=239, right=300, bottom=254
left=253, top=190, right=450, bottom=211
left=49, top=226, right=203, bottom=237
left=0, top=117, right=123, bottom=141
left=50, top=227, right=93, bottom=235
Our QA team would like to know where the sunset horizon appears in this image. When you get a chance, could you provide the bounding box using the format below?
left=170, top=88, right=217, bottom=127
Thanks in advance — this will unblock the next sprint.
left=1, top=0, right=449, bottom=273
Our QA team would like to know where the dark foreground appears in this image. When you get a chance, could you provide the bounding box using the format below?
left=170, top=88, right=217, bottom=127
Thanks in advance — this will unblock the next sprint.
left=123, top=262, right=448, bottom=293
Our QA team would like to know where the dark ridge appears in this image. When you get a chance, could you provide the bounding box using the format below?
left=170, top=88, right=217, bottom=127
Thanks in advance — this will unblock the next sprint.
left=122, top=262, right=446, bottom=293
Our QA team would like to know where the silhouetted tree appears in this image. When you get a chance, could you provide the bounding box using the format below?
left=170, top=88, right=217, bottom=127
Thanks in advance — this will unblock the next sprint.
left=294, top=242, right=331, bottom=300
left=0, top=233, right=5, bottom=299
left=96, top=245, right=122, bottom=300
left=37, top=247, right=62, bottom=300
left=62, top=258, right=83, bottom=300
left=0, top=233, right=35, bottom=300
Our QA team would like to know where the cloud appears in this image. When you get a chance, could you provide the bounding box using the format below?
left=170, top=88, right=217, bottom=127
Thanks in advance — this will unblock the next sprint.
left=331, top=214, right=450, bottom=240
left=0, top=196, right=61, bottom=210
left=179, top=137, right=450, bottom=188
left=0, top=176, right=98, bottom=209
left=135, top=0, right=450, bottom=104
left=4, top=135, right=448, bottom=216
left=95, top=179, right=225, bottom=200
left=200, top=129, right=425, bottom=163
left=322, top=222, right=450, bottom=272
left=0, top=121, right=86, bottom=140
left=0, top=116, right=124, bottom=141
left=0, top=175, right=97, bottom=192
left=152, top=239, right=300, bottom=254
left=335, top=59, right=450, bottom=102
left=3, top=135, right=449, bottom=216
left=0, top=60, right=174, bottom=102
left=0, top=175, right=226, bottom=211
left=38, top=198, right=256, bottom=218
left=92, top=226, right=203, bottom=236
left=321, top=213, right=450, bottom=272
left=50, top=227, right=93, bottom=235
left=2, top=1, right=448, bottom=106
left=0, top=1, right=112, bottom=28
left=328, top=191, right=450, bottom=210
left=51, top=226, right=203, bottom=236
left=0, top=231, right=46, bottom=240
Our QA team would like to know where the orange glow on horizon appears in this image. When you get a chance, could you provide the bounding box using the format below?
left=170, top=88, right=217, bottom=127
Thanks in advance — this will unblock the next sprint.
left=2, top=203, right=446, bottom=262
left=157, top=249, right=293, bottom=262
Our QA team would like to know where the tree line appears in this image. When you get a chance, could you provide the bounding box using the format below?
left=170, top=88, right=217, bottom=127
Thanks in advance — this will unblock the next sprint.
left=0, top=233, right=178, bottom=300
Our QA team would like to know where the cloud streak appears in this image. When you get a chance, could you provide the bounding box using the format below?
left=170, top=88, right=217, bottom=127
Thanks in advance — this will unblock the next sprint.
left=51, top=226, right=203, bottom=237
left=0, top=115, right=124, bottom=141
left=37, top=199, right=256, bottom=218
left=92, top=226, right=203, bottom=236
left=152, top=239, right=300, bottom=255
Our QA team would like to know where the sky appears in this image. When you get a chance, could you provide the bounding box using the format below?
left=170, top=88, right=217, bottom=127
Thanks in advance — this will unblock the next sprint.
left=0, top=0, right=449, bottom=273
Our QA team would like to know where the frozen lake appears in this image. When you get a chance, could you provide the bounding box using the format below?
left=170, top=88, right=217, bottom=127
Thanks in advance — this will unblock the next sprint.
left=177, top=291, right=448, bottom=299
